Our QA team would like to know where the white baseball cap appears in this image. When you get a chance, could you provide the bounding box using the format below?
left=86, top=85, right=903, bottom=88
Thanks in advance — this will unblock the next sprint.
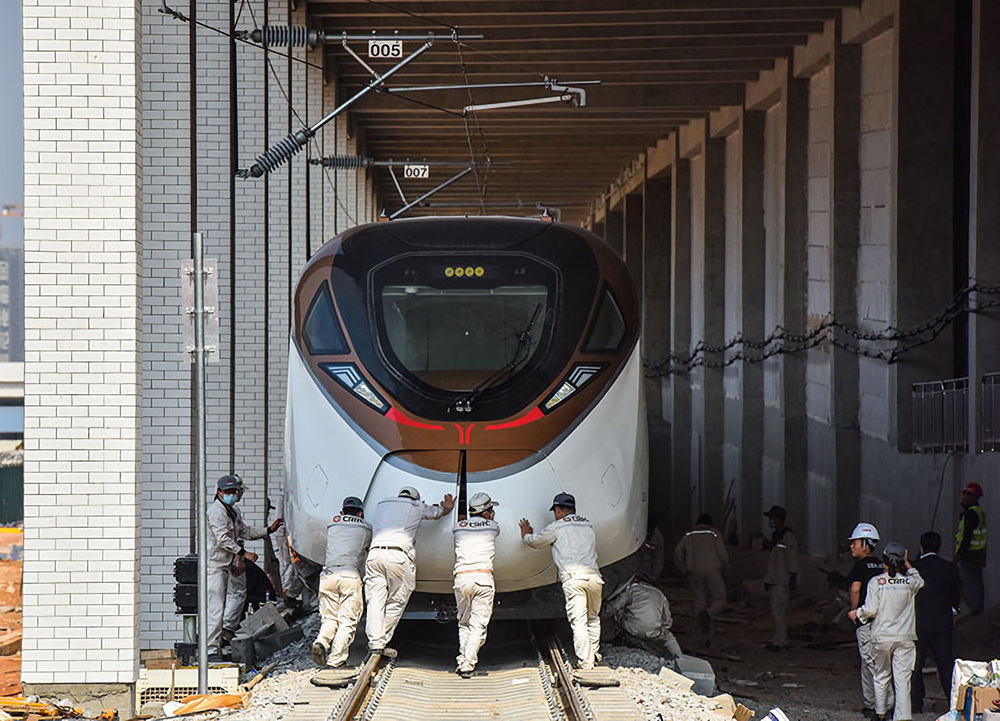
left=398, top=486, right=421, bottom=501
left=469, top=492, right=498, bottom=514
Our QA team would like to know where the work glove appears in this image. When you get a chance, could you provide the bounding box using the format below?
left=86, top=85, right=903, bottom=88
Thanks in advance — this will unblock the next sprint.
left=788, top=573, right=798, bottom=591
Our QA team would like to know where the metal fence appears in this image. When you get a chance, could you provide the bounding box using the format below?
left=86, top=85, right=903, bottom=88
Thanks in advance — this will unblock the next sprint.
left=912, top=377, right=968, bottom=453
left=984, top=373, right=1000, bottom=452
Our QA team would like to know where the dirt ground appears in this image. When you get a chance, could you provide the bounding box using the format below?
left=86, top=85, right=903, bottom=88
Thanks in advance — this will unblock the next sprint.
left=0, top=535, right=23, bottom=698
left=659, top=575, right=989, bottom=721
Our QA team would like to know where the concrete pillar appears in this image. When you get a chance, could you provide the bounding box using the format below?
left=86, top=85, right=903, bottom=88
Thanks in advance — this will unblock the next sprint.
left=644, top=176, right=672, bottom=420
left=605, top=206, right=624, bottom=257
left=892, top=2, right=957, bottom=451
left=692, top=135, right=727, bottom=521
left=968, top=0, right=1000, bottom=450
left=22, top=0, right=142, bottom=702
left=669, top=153, right=693, bottom=530
left=739, top=112, right=766, bottom=544
left=624, top=191, right=644, bottom=293
left=781, top=75, right=810, bottom=542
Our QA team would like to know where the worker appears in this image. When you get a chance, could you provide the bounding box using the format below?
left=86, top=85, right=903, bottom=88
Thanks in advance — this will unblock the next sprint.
left=762, top=505, right=798, bottom=650
left=312, top=496, right=372, bottom=668
left=604, top=573, right=682, bottom=660
left=954, top=482, right=986, bottom=616
left=271, top=489, right=304, bottom=608
left=364, top=486, right=455, bottom=655
left=849, top=543, right=924, bottom=721
left=846, top=522, right=889, bottom=719
left=520, top=492, right=604, bottom=670
left=910, top=531, right=961, bottom=715
left=207, top=474, right=283, bottom=661
left=452, top=492, right=501, bottom=678
left=673, top=513, right=729, bottom=646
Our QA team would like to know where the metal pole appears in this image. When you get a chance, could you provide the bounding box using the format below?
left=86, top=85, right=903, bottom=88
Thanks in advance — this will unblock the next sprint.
left=194, top=231, right=209, bottom=693
left=389, top=166, right=475, bottom=220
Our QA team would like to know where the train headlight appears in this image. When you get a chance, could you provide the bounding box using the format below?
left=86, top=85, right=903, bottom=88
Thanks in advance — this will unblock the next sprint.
left=319, top=363, right=390, bottom=415
left=540, top=363, right=606, bottom=413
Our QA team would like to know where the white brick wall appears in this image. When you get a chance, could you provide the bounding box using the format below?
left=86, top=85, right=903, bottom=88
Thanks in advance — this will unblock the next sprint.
left=22, top=0, right=143, bottom=683
left=137, top=0, right=377, bottom=647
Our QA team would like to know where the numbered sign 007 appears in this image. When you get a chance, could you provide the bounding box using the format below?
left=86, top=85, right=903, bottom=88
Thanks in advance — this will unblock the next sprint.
left=368, top=39, right=403, bottom=59
left=404, top=164, right=430, bottom=179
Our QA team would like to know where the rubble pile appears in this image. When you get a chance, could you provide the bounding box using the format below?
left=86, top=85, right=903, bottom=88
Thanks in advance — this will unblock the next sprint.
left=603, top=646, right=750, bottom=721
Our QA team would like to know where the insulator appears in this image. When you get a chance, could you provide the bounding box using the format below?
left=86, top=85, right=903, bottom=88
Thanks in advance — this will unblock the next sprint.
left=249, top=129, right=314, bottom=178
left=249, top=25, right=322, bottom=48
left=313, top=155, right=371, bottom=170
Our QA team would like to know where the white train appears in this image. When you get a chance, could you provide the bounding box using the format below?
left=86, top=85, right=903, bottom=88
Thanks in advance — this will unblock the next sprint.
left=284, top=216, right=648, bottom=617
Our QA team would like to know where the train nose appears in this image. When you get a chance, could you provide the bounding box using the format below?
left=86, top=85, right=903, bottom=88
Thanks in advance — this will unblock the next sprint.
left=364, top=450, right=563, bottom=592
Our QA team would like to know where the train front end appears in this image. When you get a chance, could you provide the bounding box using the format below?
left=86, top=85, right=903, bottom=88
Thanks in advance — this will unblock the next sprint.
left=285, top=216, right=647, bottom=616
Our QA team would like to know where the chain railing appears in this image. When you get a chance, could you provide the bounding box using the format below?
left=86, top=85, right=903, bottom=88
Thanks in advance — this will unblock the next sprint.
left=912, top=377, right=968, bottom=453
left=644, top=281, right=1000, bottom=377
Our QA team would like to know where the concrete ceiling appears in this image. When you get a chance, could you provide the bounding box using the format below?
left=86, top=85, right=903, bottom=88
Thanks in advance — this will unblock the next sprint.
left=307, top=0, right=858, bottom=222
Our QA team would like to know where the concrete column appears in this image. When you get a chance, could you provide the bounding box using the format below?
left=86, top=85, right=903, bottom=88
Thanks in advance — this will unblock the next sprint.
left=669, top=154, right=693, bottom=529
left=644, top=176, right=672, bottom=420
left=694, top=135, right=727, bottom=521
left=605, top=206, right=624, bottom=257
left=739, top=111, right=766, bottom=544
left=22, top=0, right=142, bottom=702
left=781, top=76, right=810, bottom=541
left=968, top=0, right=1000, bottom=450
left=892, top=2, right=957, bottom=451
left=831, top=41, right=863, bottom=546
left=624, top=191, right=644, bottom=293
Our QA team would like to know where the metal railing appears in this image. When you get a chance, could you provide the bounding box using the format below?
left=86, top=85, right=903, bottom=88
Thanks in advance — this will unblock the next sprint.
left=912, top=377, right=968, bottom=453
left=983, top=373, right=1000, bottom=452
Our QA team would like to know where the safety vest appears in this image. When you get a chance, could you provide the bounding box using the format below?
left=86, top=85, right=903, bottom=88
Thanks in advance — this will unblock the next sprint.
left=956, top=504, right=987, bottom=554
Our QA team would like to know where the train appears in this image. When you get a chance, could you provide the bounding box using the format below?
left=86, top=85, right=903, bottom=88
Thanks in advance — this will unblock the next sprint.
left=284, top=216, right=648, bottom=617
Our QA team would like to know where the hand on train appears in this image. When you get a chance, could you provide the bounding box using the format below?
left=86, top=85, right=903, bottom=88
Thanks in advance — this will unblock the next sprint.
left=269, top=517, right=284, bottom=534
left=441, top=494, right=456, bottom=512
left=519, top=518, right=534, bottom=537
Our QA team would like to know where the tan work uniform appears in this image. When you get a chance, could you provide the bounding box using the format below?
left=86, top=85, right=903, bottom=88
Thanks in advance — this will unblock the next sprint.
left=857, top=568, right=925, bottom=721
left=522, top=515, right=604, bottom=669
left=364, top=497, right=449, bottom=650
left=763, top=527, right=798, bottom=647
left=453, top=516, right=500, bottom=673
left=206, top=499, right=269, bottom=656
left=316, top=513, right=372, bottom=667
left=673, top=525, right=729, bottom=620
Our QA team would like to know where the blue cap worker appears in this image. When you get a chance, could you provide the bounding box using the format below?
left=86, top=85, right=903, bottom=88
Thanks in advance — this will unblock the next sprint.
left=206, top=474, right=283, bottom=661
left=312, top=496, right=372, bottom=668
left=520, top=493, right=605, bottom=669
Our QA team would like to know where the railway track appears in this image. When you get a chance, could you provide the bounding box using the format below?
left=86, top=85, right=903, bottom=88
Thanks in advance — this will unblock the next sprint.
left=278, top=622, right=640, bottom=721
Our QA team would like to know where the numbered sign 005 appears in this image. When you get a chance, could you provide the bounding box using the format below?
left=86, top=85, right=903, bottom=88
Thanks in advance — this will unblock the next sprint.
left=404, top=164, right=430, bottom=179
left=368, top=39, right=403, bottom=59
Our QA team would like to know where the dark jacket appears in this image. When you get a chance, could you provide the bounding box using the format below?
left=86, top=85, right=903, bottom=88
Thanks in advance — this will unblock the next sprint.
left=912, top=553, right=961, bottom=631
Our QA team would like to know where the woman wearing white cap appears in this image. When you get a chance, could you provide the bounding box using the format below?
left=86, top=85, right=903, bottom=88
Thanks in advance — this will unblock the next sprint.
left=452, top=492, right=500, bottom=678
left=849, top=542, right=925, bottom=721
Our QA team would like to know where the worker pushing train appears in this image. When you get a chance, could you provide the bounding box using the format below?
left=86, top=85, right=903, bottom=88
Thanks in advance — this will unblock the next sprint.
left=206, top=474, right=283, bottom=661
left=452, top=492, right=501, bottom=678
left=312, top=496, right=371, bottom=668
left=364, top=486, right=455, bottom=656
left=520, top=492, right=604, bottom=669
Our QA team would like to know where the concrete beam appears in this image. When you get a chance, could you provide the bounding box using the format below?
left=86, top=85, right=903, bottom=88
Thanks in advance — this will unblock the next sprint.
left=841, top=0, right=896, bottom=45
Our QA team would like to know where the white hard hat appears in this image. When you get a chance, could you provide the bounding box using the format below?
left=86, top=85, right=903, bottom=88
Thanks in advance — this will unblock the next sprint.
left=849, top=522, right=880, bottom=544
left=398, top=486, right=420, bottom=501
left=468, top=492, right=498, bottom=514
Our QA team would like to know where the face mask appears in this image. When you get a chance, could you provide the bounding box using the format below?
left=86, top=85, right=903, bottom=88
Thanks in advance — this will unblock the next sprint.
left=222, top=493, right=239, bottom=505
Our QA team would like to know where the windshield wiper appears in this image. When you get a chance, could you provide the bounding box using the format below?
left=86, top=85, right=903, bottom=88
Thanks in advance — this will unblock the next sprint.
left=453, top=303, right=543, bottom=413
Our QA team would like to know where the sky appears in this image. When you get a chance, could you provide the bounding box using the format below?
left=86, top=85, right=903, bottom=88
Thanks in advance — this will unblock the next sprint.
left=0, top=1, right=23, bottom=246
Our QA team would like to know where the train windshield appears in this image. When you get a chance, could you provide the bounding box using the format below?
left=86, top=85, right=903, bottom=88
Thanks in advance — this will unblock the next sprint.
left=381, top=285, right=548, bottom=392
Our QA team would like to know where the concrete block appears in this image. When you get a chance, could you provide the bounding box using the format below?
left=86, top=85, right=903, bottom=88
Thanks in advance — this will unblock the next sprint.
left=253, top=626, right=304, bottom=660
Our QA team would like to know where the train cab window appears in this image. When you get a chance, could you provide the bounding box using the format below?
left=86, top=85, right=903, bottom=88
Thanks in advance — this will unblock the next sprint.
left=583, top=288, right=626, bottom=352
left=381, top=285, right=548, bottom=391
left=302, top=282, right=349, bottom=355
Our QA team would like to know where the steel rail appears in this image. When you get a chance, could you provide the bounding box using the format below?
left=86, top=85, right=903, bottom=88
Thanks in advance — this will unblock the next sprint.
left=331, top=652, right=385, bottom=721
left=546, top=637, right=591, bottom=721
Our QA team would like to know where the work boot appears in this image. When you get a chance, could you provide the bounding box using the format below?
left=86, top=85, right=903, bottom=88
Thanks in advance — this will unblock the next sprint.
left=220, top=628, right=236, bottom=647
left=311, top=642, right=329, bottom=667
left=456, top=665, right=474, bottom=679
